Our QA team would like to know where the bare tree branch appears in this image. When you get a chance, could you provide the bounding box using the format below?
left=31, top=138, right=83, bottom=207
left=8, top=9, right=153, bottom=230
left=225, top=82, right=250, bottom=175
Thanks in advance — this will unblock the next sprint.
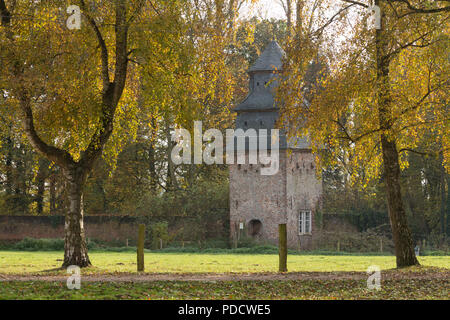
left=19, top=92, right=75, bottom=167
left=340, top=0, right=369, bottom=8
left=389, top=0, right=450, bottom=17
left=1, top=0, right=75, bottom=168
left=79, top=0, right=110, bottom=91
left=80, top=0, right=130, bottom=170
left=312, top=4, right=356, bottom=37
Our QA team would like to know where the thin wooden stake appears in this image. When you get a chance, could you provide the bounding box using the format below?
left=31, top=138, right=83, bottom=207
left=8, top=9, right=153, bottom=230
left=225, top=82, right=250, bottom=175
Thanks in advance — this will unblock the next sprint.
left=279, top=224, right=287, bottom=272
left=137, top=224, right=145, bottom=272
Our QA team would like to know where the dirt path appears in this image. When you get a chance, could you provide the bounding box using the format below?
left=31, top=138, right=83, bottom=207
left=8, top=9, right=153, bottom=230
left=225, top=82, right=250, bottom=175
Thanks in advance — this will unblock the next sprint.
left=1, top=270, right=448, bottom=282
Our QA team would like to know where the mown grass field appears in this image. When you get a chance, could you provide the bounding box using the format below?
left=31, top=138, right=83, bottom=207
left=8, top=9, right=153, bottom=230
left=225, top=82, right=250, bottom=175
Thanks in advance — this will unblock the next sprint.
left=0, top=251, right=449, bottom=274
left=1, top=279, right=448, bottom=300
left=0, top=251, right=448, bottom=300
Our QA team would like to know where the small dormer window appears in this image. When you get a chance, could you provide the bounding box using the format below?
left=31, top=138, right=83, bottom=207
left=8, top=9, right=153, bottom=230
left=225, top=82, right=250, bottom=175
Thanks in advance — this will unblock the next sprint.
left=257, top=82, right=260, bottom=86
left=244, top=121, right=248, bottom=127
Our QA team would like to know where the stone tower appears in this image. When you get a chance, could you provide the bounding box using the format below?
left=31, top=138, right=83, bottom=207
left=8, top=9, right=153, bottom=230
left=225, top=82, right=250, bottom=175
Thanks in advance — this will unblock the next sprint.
left=229, top=40, right=322, bottom=249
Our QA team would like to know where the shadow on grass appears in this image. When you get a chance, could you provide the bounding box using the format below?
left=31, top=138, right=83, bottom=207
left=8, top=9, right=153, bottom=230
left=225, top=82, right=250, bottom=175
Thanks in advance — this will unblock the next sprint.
left=40, top=267, right=65, bottom=273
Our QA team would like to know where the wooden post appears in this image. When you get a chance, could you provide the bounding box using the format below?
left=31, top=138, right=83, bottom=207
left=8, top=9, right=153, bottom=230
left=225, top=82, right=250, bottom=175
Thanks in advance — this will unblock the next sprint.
left=380, top=238, right=383, bottom=253
left=137, top=224, right=145, bottom=272
left=279, top=224, right=287, bottom=272
left=159, top=238, right=163, bottom=250
left=337, top=240, right=340, bottom=252
left=126, top=239, right=129, bottom=247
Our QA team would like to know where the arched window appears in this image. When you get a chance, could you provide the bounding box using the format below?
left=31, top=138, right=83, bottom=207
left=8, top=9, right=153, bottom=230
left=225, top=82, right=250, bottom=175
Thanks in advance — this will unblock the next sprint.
left=248, top=219, right=262, bottom=237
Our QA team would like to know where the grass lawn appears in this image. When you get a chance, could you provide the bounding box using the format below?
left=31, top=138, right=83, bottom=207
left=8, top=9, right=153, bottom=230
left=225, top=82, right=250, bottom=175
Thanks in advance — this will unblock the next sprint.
left=1, top=251, right=448, bottom=300
left=0, top=251, right=450, bottom=300
left=0, top=251, right=448, bottom=274
left=0, top=279, right=448, bottom=300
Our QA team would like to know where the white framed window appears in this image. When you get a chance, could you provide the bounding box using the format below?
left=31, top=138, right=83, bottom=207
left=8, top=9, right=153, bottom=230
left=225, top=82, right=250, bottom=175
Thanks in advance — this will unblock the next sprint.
left=298, top=210, right=312, bottom=235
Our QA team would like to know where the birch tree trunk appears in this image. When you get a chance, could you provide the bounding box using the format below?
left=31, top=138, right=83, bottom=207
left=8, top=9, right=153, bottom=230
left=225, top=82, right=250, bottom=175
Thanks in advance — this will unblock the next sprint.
left=375, top=0, right=419, bottom=268
left=63, top=168, right=91, bottom=267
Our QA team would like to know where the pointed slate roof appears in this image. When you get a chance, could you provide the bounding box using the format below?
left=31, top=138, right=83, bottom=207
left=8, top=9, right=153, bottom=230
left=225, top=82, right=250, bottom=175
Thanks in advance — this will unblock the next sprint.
left=234, top=41, right=285, bottom=113
left=233, top=40, right=311, bottom=150
left=248, top=40, right=285, bottom=73
left=234, top=91, right=276, bottom=112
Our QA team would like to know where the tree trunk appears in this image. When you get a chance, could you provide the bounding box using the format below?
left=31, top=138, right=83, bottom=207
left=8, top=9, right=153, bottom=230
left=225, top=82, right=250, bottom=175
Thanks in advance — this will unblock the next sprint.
left=4, top=131, right=13, bottom=195
left=62, top=168, right=91, bottom=268
left=447, top=177, right=450, bottom=236
left=165, top=122, right=178, bottom=191
left=49, top=173, right=57, bottom=214
left=148, top=141, right=157, bottom=191
left=439, top=152, right=447, bottom=237
left=148, top=116, right=158, bottom=192
left=36, top=175, right=45, bottom=215
left=286, top=0, right=293, bottom=35
left=296, top=1, right=304, bottom=33
left=375, top=1, right=418, bottom=268
left=35, top=159, right=48, bottom=215
left=380, top=137, right=419, bottom=267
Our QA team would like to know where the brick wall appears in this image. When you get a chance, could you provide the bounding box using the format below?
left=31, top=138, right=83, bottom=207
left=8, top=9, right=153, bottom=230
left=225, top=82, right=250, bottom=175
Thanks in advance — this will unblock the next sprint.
left=0, top=215, right=139, bottom=243
left=0, top=214, right=359, bottom=246
left=230, top=150, right=324, bottom=249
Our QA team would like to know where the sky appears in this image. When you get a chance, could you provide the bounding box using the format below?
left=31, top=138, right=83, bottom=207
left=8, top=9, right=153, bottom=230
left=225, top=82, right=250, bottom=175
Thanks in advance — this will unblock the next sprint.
left=240, top=0, right=286, bottom=20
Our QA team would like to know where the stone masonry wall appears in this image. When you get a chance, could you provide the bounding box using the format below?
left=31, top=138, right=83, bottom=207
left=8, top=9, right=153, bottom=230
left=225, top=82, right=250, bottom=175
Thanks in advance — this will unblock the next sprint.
left=0, top=215, right=226, bottom=244
left=229, top=152, right=287, bottom=245
left=286, top=150, right=323, bottom=250
left=230, top=149, right=323, bottom=249
left=0, top=215, right=138, bottom=243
